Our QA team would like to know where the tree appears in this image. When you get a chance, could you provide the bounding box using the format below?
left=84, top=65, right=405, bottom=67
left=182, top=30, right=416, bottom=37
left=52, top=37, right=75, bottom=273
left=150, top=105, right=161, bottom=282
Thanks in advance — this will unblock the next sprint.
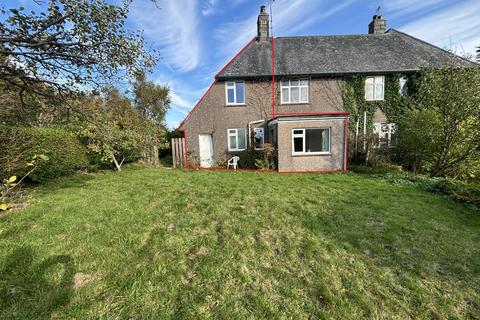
left=397, top=64, right=480, bottom=177
left=133, top=73, right=171, bottom=126
left=75, top=88, right=144, bottom=171
left=0, top=0, right=157, bottom=106
left=132, top=73, right=170, bottom=165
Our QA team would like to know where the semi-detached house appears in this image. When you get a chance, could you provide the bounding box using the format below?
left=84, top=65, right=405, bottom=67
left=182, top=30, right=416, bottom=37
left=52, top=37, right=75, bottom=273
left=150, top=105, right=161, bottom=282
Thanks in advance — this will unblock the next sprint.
left=178, top=6, right=472, bottom=172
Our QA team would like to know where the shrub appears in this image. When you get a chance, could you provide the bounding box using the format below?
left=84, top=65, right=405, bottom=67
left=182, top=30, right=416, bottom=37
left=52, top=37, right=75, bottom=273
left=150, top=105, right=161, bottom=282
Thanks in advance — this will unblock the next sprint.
left=0, top=126, right=90, bottom=182
left=351, top=164, right=480, bottom=207
left=235, top=147, right=262, bottom=169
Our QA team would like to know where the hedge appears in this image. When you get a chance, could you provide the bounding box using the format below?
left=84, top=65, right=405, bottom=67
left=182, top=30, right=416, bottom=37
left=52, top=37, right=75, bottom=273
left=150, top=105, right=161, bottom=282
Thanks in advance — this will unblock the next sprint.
left=0, top=126, right=90, bottom=182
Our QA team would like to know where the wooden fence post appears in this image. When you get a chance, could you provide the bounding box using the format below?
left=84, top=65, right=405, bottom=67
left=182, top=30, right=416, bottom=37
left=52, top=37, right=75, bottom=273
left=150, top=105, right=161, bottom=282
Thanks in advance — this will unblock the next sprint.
left=171, top=138, right=185, bottom=168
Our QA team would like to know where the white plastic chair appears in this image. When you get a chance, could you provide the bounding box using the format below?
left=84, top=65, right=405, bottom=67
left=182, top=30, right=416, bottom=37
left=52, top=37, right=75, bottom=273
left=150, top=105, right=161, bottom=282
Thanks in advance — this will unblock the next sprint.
left=227, top=156, right=240, bottom=170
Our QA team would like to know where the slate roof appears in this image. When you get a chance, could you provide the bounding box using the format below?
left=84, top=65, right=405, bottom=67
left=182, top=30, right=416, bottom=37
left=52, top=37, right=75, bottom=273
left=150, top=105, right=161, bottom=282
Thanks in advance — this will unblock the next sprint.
left=216, top=29, right=476, bottom=79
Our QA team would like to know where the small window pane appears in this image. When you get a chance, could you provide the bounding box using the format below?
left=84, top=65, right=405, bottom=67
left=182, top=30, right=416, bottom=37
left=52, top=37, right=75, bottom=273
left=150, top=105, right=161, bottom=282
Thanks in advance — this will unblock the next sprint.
left=300, top=80, right=308, bottom=86
left=375, top=84, right=384, bottom=100
left=291, top=87, right=300, bottom=102
left=254, top=128, right=264, bottom=149
left=374, top=77, right=384, bottom=84
left=305, top=129, right=323, bottom=152
left=366, top=77, right=374, bottom=84
left=237, top=128, right=246, bottom=149
left=281, top=81, right=289, bottom=87
left=365, top=84, right=374, bottom=100
left=235, top=82, right=244, bottom=104
left=226, top=82, right=235, bottom=87
left=229, top=135, right=237, bottom=150
left=282, top=88, right=289, bottom=103
left=227, top=88, right=235, bottom=103
left=322, top=129, right=330, bottom=152
left=290, top=80, right=299, bottom=86
left=300, top=87, right=308, bottom=102
left=293, top=137, right=303, bottom=152
left=293, top=129, right=303, bottom=135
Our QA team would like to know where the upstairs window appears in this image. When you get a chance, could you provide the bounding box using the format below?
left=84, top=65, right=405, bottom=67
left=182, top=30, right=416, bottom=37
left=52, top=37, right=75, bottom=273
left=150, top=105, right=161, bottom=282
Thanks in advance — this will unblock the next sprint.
left=281, top=80, right=309, bottom=104
left=226, top=81, right=245, bottom=105
left=228, top=128, right=247, bottom=151
left=399, top=76, right=408, bottom=96
left=292, top=128, right=330, bottom=155
left=254, top=128, right=264, bottom=150
left=365, top=76, right=384, bottom=101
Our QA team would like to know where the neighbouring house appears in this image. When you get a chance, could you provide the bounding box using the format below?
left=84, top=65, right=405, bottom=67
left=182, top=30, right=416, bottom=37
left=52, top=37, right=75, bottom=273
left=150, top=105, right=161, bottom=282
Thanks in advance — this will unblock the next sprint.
left=178, top=6, right=473, bottom=172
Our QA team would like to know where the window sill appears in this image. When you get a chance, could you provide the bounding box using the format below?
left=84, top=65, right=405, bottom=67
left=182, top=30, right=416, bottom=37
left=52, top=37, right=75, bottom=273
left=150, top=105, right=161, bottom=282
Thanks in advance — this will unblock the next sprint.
left=226, top=104, right=246, bottom=107
left=280, top=102, right=310, bottom=105
left=228, top=149, right=246, bottom=152
left=365, top=98, right=384, bottom=102
left=292, top=152, right=332, bottom=157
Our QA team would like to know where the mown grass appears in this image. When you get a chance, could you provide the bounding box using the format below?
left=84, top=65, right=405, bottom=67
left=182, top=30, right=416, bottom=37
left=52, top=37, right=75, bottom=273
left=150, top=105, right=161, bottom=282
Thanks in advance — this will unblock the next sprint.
left=0, top=165, right=479, bottom=319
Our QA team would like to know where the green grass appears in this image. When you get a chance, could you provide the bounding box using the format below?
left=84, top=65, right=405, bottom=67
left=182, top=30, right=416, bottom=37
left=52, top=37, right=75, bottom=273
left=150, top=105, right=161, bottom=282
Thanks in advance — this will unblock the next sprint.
left=1, top=165, right=479, bottom=319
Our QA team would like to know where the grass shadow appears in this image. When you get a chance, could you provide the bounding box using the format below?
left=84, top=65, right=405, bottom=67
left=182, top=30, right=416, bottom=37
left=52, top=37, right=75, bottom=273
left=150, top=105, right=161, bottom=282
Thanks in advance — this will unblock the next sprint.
left=0, top=246, right=75, bottom=319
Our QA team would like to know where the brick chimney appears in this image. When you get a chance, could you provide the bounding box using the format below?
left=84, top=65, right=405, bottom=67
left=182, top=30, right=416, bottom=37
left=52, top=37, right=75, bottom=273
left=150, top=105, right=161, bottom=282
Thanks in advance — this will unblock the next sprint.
left=368, top=15, right=387, bottom=34
left=257, top=6, right=269, bottom=42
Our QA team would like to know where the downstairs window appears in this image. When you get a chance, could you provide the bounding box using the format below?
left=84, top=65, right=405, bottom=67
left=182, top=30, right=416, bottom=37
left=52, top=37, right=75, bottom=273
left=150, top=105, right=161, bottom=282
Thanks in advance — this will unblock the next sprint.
left=292, top=128, right=331, bottom=155
left=228, top=128, right=247, bottom=151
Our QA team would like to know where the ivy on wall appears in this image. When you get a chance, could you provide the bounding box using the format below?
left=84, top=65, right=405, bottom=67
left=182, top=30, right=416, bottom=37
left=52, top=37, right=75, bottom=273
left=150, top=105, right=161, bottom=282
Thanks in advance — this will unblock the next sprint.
left=342, top=73, right=413, bottom=161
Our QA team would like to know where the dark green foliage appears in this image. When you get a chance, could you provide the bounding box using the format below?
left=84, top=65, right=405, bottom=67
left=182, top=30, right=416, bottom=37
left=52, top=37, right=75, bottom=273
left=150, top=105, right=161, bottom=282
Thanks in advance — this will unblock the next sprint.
left=0, top=126, right=90, bottom=182
left=235, top=147, right=262, bottom=169
left=397, top=66, right=480, bottom=178
left=351, top=164, right=480, bottom=207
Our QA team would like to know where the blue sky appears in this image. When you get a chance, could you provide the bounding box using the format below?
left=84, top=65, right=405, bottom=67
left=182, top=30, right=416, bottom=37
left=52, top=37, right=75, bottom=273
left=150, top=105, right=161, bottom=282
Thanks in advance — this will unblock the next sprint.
left=5, top=0, right=480, bottom=128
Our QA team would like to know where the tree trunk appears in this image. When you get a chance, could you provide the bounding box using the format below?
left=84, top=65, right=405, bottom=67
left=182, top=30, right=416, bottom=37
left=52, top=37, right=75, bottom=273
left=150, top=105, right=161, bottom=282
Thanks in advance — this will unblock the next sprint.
left=112, top=155, right=125, bottom=172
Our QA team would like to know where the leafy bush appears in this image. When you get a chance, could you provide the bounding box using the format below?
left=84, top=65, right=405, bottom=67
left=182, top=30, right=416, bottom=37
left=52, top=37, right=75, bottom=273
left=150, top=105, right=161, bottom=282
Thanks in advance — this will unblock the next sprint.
left=235, top=147, right=262, bottom=169
left=351, top=164, right=480, bottom=207
left=0, top=126, right=90, bottom=182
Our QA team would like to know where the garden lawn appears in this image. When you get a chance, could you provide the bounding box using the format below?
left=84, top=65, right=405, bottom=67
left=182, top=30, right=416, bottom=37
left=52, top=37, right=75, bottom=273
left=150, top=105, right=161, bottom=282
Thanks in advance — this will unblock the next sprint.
left=0, top=165, right=479, bottom=319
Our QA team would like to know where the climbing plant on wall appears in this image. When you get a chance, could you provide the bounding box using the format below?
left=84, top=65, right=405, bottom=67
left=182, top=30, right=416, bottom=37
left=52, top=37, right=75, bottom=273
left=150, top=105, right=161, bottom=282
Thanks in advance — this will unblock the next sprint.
left=342, top=73, right=411, bottom=162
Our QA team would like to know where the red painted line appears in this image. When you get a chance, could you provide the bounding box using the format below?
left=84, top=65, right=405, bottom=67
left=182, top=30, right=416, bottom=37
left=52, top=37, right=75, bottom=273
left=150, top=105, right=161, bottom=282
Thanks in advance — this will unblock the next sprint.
left=178, top=80, right=217, bottom=130
left=183, top=166, right=276, bottom=173
left=271, top=36, right=276, bottom=117
left=278, top=170, right=347, bottom=174
left=178, top=37, right=256, bottom=130
left=215, top=37, right=256, bottom=79
left=179, top=166, right=347, bottom=175
left=345, top=116, right=349, bottom=170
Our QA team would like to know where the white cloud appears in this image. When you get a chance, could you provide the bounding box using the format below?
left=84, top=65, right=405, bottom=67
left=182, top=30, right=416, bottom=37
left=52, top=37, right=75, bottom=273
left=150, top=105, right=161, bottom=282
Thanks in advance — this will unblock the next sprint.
left=214, top=0, right=354, bottom=60
left=202, top=0, right=217, bottom=16
left=399, top=0, right=480, bottom=55
left=383, top=0, right=447, bottom=17
left=130, top=0, right=201, bottom=72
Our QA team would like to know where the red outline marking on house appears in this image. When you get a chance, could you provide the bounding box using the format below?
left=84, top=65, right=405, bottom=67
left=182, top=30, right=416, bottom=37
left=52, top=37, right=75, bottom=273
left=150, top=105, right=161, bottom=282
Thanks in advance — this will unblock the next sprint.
left=181, top=166, right=347, bottom=174
left=178, top=37, right=257, bottom=130
left=271, top=36, right=276, bottom=117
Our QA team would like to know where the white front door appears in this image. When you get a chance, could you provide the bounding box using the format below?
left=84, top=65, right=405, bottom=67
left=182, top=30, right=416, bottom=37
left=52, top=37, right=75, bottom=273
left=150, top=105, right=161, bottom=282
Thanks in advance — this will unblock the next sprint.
left=199, top=134, right=214, bottom=167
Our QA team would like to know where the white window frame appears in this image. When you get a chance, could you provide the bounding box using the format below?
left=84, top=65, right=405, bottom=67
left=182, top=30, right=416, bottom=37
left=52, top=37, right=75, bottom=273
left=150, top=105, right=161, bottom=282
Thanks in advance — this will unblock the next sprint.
left=254, top=128, right=264, bottom=150
left=373, top=122, right=397, bottom=148
left=365, top=76, right=385, bottom=101
left=227, top=128, right=247, bottom=152
left=292, top=128, right=331, bottom=155
left=225, top=81, right=246, bottom=106
left=280, top=80, right=309, bottom=104
left=399, top=76, right=408, bottom=96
